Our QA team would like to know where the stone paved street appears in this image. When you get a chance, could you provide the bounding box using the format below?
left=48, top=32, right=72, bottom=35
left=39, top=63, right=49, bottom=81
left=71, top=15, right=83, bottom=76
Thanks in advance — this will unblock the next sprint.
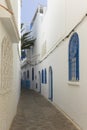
left=10, top=89, right=79, bottom=130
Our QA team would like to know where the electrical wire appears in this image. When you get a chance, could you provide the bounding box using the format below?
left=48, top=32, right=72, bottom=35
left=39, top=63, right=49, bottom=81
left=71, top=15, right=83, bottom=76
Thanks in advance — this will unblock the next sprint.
left=0, top=4, right=13, bottom=14
left=23, top=13, right=87, bottom=66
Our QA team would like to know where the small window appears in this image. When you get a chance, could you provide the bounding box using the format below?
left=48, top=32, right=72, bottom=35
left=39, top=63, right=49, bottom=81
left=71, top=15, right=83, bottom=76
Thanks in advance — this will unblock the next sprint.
left=40, top=8, right=43, bottom=14
left=32, top=68, right=34, bottom=80
left=69, top=32, right=79, bottom=81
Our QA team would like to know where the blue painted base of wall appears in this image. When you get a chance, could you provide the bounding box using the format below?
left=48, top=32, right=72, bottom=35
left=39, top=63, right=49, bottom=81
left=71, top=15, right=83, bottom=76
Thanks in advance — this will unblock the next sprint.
left=21, top=80, right=30, bottom=89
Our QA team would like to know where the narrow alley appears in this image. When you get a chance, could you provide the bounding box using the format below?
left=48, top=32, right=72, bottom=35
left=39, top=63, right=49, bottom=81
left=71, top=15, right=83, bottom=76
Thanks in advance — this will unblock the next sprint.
left=0, top=0, right=87, bottom=130
left=10, top=89, right=79, bottom=130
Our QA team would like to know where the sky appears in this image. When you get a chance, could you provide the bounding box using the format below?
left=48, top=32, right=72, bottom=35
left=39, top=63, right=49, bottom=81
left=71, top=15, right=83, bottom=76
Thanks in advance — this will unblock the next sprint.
left=21, top=0, right=47, bottom=24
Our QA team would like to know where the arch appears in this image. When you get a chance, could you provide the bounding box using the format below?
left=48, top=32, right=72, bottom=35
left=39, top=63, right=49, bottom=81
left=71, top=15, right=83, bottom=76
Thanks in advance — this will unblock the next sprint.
left=49, top=66, right=53, bottom=101
left=69, top=32, right=79, bottom=81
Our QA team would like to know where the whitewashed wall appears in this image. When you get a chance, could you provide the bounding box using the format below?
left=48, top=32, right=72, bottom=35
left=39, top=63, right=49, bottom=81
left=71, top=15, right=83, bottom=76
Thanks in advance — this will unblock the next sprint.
left=0, top=22, right=21, bottom=130
left=31, top=12, right=45, bottom=59
left=66, top=0, right=87, bottom=35
left=0, top=0, right=7, bottom=6
left=27, top=0, right=87, bottom=130
left=9, top=0, right=19, bottom=25
left=0, top=1, right=21, bottom=130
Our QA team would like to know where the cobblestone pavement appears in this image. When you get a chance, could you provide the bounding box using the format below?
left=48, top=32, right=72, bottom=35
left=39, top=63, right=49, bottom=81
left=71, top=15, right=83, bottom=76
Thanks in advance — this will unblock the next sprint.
left=10, top=89, right=79, bottom=130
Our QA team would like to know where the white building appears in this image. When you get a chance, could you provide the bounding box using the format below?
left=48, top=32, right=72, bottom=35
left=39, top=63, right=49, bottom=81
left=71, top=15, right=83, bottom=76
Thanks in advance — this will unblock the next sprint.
left=0, top=0, right=21, bottom=130
left=21, top=1, right=87, bottom=130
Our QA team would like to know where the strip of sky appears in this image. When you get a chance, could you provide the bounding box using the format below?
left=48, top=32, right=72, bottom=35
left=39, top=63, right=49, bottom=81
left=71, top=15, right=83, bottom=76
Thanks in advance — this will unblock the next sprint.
left=21, top=0, right=47, bottom=24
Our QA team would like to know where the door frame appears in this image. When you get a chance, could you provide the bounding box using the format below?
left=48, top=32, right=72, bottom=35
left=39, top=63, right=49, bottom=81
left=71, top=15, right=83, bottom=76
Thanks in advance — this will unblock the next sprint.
left=38, top=71, right=41, bottom=93
left=49, top=66, right=53, bottom=101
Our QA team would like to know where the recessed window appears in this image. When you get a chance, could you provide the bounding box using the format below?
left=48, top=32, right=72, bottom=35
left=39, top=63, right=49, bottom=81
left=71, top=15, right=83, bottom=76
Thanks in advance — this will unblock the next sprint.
left=40, top=8, right=43, bottom=14
left=69, top=32, right=79, bottom=81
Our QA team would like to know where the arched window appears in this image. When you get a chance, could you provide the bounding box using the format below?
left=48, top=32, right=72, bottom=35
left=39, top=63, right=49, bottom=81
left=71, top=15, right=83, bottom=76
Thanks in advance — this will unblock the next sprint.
left=69, top=32, right=79, bottom=81
left=44, top=68, right=47, bottom=84
left=32, top=68, right=34, bottom=80
left=42, top=69, right=44, bottom=83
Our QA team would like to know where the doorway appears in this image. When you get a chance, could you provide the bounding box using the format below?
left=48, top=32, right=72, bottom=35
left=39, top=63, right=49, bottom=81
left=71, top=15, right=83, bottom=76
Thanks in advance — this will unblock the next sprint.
left=38, top=71, right=41, bottom=93
left=49, top=66, right=53, bottom=101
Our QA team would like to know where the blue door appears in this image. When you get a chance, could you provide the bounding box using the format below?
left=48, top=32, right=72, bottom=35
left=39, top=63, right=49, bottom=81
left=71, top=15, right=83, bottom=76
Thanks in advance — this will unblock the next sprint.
left=21, top=71, right=30, bottom=89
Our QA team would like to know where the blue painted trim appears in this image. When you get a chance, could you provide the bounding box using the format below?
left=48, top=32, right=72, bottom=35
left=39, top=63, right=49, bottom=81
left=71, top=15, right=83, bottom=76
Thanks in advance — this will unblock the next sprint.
left=69, top=32, right=79, bottom=81
left=21, top=80, right=30, bottom=89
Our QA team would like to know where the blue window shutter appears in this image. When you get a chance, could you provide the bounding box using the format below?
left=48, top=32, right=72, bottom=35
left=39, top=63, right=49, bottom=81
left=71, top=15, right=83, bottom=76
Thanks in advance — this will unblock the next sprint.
left=69, top=32, right=79, bottom=81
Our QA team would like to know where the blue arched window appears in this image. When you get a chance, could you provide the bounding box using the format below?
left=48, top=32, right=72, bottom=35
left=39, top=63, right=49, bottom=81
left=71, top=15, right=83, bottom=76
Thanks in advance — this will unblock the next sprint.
left=69, top=32, right=79, bottom=81
left=44, top=68, right=47, bottom=84
left=32, top=68, right=34, bottom=80
left=42, top=69, right=44, bottom=83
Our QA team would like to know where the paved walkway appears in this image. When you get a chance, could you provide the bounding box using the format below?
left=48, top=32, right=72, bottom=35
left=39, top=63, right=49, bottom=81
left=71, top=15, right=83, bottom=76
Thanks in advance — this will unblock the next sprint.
left=10, top=89, right=79, bottom=130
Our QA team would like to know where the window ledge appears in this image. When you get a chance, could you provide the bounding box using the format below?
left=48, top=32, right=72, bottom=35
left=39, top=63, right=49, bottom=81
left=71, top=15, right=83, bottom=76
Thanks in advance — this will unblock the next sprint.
left=67, top=81, right=79, bottom=86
